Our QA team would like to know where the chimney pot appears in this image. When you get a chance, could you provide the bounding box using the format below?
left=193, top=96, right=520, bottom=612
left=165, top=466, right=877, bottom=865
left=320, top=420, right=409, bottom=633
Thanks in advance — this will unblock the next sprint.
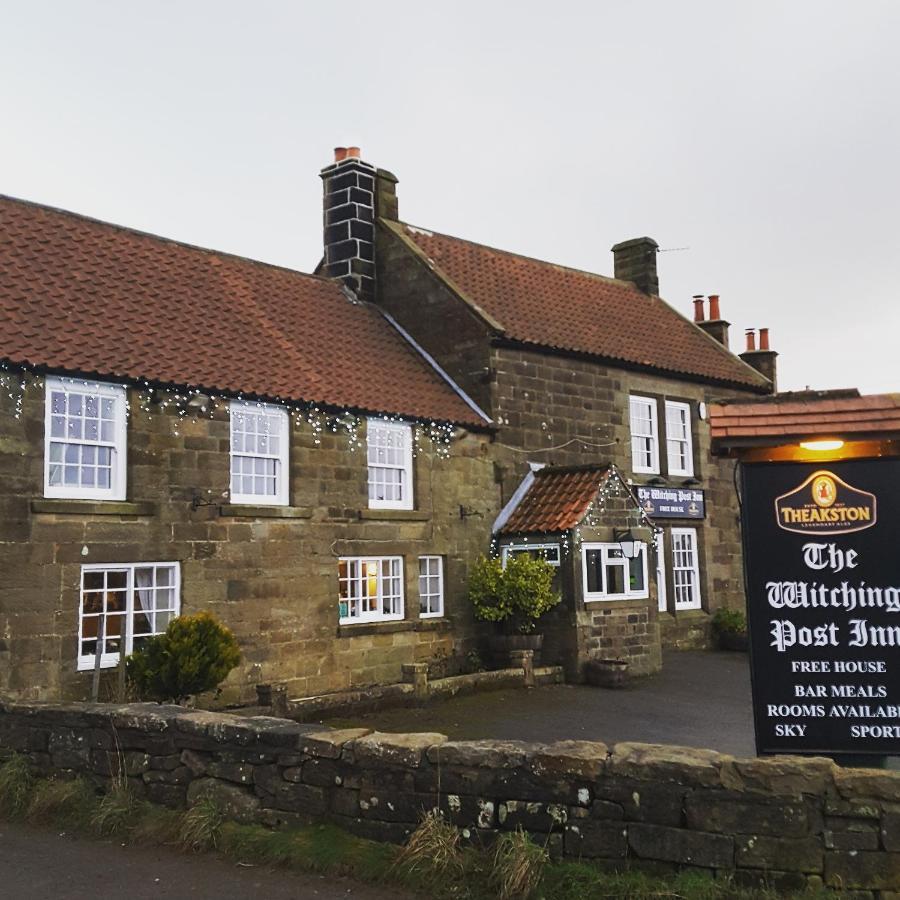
left=708, top=294, right=721, bottom=320
left=692, top=295, right=705, bottom=322
left=346, top=146, right=361, bottom=159
left=759, top=327, right=770, bottom=351
left=333, top=147, right=348, bottom=162
left=745, top=328, right=757, bottom=352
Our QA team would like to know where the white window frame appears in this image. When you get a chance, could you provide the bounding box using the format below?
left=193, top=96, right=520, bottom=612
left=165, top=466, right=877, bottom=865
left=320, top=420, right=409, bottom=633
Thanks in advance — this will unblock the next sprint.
left=656, top=532, right=668, bottom=613
left=77, top=562, right=180, bottom=671
left=44, top=376, right=127, bottom=501
left=338, top=556, right=405, bottom=624
left=629, top=395, right=659, bottom=475
left=671, top=527, right=702, bottom=610
left=229, top=400, right=290, bottom=506
left=418, top=556, right=444, bottom=618
left=665, top=401, right=694, bottom=477
left=581, top=541, right=649, bottom=602
left=500, top=543, right=561, bottom=567
left=367, top=419, right=414, bottom=511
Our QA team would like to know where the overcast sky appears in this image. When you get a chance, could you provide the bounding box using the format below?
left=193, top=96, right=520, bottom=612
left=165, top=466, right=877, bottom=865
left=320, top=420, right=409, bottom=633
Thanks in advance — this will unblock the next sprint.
left=3, top=1, right=898, bottom=395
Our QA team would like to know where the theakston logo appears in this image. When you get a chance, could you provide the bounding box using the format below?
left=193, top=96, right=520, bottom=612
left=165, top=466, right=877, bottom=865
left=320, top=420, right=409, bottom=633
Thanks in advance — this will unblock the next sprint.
left=775, top=470, right=876, bottom=535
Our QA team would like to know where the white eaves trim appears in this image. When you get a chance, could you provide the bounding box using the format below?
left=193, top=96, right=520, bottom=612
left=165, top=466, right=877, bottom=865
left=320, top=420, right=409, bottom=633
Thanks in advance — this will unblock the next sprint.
left=491, top=462, right=546, bottom=534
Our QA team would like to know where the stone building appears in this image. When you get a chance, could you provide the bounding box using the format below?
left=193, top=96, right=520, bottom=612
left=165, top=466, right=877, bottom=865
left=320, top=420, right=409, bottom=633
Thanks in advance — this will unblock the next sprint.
left=320, top=147, right=778, bottom=674
left=1, top=148, right=780, bottom=703
left=0, top=195, right=496, bottom=702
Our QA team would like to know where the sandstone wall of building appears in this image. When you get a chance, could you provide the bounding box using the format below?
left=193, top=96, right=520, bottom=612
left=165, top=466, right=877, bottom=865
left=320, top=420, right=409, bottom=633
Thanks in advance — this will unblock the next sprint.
left=490, top=345, right=756, bottom=643
left=4, top=699, right=900, bottom=894
left=0, top=384, right=497, bottom=704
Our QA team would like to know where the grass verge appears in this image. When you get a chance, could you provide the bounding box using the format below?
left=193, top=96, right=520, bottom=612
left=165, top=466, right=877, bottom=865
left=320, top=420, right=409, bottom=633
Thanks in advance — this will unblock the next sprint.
left=0, top=754, right=838, bottom=900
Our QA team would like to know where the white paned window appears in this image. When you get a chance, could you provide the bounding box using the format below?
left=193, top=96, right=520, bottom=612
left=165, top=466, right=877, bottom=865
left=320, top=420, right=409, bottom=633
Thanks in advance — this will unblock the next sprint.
left=501, top=543, right=561, bottom=567
left=78, top=563, right=180, bottom=670
left=656, top=534, right=668, bottom=613
left=367, top=419, right=413, bottom=510
left=665, top=401, right=694, bottom=477
left=629, top=396, right=659, bottom=474
left=230, top=401, right=289, bottom=506
left=44, top=377, right=127, bottom=501
left=582, top=542, right=649, bottom=601
left=671, top=528, right=702, bottom=610
left=338, top=557, right=404, bottom=624
left=418, top=556, right=444, bottom=618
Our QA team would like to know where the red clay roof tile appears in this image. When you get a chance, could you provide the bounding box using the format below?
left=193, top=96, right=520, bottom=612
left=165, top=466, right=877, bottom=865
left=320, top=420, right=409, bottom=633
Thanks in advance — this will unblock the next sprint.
left=395, top=222, right=770, bottom=391
left=499, top=465, right=611, bottom=535
left=709, top=393, right=900, bottom=442
left=0, top=197, right=484, bottom=426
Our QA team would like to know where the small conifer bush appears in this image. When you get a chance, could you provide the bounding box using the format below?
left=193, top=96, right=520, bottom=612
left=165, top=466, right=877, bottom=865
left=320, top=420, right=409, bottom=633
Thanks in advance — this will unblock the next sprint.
left=126, top=611, right=240, bottom=704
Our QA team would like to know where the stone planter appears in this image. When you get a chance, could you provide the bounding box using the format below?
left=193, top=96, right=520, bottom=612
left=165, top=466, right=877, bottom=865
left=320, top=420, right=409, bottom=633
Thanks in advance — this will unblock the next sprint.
left=584, top=658, right=629, bottom=688
left=718, top=631, right=749, bottom=652
left=489, top=633, right=543, bottom=667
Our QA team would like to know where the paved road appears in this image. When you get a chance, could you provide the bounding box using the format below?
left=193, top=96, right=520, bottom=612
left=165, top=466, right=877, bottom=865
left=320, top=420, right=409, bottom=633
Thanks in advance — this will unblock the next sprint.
left=327, top=650, right=757, bottom=756
left=0, top=822, right=416, bottom=900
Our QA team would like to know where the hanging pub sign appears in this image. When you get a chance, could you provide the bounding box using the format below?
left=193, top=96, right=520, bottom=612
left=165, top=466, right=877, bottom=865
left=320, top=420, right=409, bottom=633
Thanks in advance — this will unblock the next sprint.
left=636, top=486, right=705, bottom=519
left=741, top=459, right=900, bottom=755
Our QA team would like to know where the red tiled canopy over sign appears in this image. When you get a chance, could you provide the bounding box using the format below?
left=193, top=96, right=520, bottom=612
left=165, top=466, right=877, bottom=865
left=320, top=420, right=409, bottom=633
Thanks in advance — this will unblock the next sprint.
left=0, top=196, right=486, bottom=428
left=709, top=390, right=900, bottom=445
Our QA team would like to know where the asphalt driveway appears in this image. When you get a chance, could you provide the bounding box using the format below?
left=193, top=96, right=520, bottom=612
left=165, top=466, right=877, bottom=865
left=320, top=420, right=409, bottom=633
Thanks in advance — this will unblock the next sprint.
left=325, top=650, right=757, bottom=756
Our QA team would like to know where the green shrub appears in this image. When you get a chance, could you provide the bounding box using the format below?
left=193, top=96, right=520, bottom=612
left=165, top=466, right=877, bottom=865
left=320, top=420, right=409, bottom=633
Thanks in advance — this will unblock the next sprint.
left=126, top=611, right=240, bottom=704
left=712, top=607, right=747, bottom=636
left=468, top=555, right=561, bottom=635
left=0, top=754, right=33, bottom=817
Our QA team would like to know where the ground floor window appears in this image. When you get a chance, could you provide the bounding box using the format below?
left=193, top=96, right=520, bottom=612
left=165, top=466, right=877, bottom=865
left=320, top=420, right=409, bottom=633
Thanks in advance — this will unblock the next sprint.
left=671, top=527, right=702, bottom=610
left=78, top=563, right=180, bottom=670
left=418, top=556, right=444, bottom=618
left=582, top=542, right=648, bottom=601
left=339, top=557, right=404, bottom=624
left=500, top=543, right=561, bottom=567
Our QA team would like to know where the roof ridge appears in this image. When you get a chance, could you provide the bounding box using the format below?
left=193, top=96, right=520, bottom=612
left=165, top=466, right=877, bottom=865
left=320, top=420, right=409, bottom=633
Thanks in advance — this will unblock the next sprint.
left=399, top=219, right=635, bottom=291
left=0, top=193, right=336, bottom=286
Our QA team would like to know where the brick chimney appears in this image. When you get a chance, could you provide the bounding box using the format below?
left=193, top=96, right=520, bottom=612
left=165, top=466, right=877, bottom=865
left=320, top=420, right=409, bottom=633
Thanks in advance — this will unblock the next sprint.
left=320, top=147, right=377, bottom=302
left=611, top=237, right=659, bottom=296
left=696, top=293, right=730, bottom=348
left=740, top=327, right=778, bottom=392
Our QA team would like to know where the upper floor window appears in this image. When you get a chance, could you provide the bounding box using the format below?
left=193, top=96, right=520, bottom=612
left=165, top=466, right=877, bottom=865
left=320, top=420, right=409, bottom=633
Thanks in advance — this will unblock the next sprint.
left=338, top=556, right=404, bottom=624
left=629, top=395, right=659, bottom=474
left=582, top=542, right=648, bottom=601
left=418, top=556, right=444, bottom=618
left=45, top=377, right=127, bottom=501
left=78, top=562, right=180, bottom=670
left=230, top=401, right=289, bottom=506
left=367, top=419, right=413, bottom=510
left=665, top=401, right=694, bottom=477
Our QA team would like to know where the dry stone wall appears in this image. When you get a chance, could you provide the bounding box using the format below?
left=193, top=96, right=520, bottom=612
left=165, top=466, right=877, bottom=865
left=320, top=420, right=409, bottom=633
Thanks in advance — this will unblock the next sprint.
left=3, top=699, right=900, bottom=894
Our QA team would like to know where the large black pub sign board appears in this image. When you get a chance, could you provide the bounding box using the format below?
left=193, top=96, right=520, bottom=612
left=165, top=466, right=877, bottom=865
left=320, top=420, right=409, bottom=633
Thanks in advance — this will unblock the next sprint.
left=742, top=458, right=900, bottom=756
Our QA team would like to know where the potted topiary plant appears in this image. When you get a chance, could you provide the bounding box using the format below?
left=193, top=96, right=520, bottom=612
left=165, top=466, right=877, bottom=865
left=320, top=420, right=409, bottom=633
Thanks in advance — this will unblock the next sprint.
left=468, top=554, right=561, bottom=665
left=712, top=607, right=749, bottom=652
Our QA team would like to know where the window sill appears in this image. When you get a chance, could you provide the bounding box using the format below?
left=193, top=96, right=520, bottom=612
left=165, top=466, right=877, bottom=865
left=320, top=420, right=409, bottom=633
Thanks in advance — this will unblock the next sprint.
left=337, top=618, right=451, bottom=638
left=219, top=504, right=313, bottom=519
left=357, top=509, right=430, bottom=522
left=31, top=499, right=156, bottom=517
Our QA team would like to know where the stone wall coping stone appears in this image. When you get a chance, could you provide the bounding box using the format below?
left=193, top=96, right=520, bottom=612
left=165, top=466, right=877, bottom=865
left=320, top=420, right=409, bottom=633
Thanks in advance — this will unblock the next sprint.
left=835, top=767, right=900, bottom=804
left=29, top=499, right=157, bottom=516
left=427, top=740, right=539, bottom=769
left=530, top=741, right=609, bottom=780
left=608, top=742, right=730, bottom=788
left=219, top=504, right=313, bottom=519
left=727, top=755, right=837, bottom=797
left=349, top=731, right=447, bottom=768
left=301, top=728, right=373, bottom=759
